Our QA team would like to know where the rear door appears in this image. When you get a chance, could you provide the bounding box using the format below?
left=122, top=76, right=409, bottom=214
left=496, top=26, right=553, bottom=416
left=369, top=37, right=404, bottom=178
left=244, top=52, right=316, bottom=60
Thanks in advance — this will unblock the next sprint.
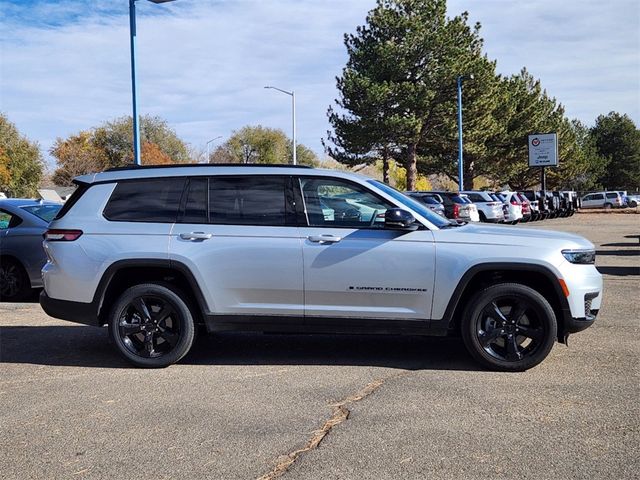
left=296, top=176, right=435, bottom=321
left=168, top=175, right=304, bottom=317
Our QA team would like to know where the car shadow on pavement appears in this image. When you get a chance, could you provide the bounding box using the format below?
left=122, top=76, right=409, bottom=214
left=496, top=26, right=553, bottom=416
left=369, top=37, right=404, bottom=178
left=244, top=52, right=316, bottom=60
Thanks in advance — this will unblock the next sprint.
left=595, top=249, right=639, bottom=257
left=0, top=326, right=480, bottom=371
left=600, top=242, right=640, bottom=248
left=596, top=266, right=639, bottom=276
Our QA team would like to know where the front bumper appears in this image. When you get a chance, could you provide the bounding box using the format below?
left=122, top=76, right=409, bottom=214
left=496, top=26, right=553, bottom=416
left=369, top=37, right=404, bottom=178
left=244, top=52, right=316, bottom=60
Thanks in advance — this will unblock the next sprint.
left=565, top=314, right=598, bottom=334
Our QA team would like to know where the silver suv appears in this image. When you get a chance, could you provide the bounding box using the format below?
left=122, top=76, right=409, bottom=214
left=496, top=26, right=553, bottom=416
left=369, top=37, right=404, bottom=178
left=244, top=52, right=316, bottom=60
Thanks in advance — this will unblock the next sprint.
left=40, top=165, right=603, bottom=371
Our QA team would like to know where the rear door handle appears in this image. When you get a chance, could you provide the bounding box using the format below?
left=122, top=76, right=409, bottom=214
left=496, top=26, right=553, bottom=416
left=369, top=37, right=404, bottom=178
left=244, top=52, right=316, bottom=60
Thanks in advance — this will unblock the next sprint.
left=179, top=232, right=213, bottom=241
left=307, top=234, right=342, bottom=244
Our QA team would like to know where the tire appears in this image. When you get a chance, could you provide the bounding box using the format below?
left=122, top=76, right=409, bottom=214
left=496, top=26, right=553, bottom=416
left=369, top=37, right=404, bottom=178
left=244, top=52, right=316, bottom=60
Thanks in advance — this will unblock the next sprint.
left=107, top=283, right=195, bottom=368
left=603, top=203, right=612, bottom=210
left=460, top=283, right=557, bottom=371
left=479, top=211, right=488, bottom=223
left=0, top=257, right=32, bottom=302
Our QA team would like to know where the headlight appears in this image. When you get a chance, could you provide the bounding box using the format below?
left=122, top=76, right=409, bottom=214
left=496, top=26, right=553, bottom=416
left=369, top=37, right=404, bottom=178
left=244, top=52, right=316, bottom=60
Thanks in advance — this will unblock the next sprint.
left=562, top=249, right=596, bottom=264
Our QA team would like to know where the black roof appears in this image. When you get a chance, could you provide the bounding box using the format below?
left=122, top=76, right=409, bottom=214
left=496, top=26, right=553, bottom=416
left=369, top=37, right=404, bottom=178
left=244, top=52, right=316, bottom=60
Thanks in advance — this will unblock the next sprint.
left=104, top=163, right=312, bottom=173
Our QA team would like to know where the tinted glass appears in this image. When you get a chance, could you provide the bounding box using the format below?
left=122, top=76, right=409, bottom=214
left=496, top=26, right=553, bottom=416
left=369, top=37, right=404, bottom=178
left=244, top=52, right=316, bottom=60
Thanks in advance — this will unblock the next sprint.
left=21, top=204, right=62, bottom=223
left=605, top=193, right=618, bottom=199
left=448, top=194, right=465, bottom=203
left=181, top=177, right=208, bottom=224
left=209, top=176, right=290, bottom=226
left=467, top=193, right=486, bottom=202
left=593, top=194, right=604, bottom=200
left=104, top=178, right=186, bottom=223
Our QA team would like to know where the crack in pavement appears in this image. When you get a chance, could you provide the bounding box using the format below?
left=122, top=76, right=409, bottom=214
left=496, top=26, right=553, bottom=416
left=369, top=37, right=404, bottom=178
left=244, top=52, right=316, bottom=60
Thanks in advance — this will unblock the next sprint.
left=256, top=371, right=407, bottom=480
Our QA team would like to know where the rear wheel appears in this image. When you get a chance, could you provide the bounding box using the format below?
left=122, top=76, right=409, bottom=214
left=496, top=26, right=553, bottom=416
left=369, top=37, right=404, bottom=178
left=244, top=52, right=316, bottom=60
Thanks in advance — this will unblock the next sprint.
left=603, top=203, right=612, bottom=210
left=461, top=283, right=557, bottom=371
left=108, top=283, right=195, bottom=368
left=0, top=258, right=31, bottom=302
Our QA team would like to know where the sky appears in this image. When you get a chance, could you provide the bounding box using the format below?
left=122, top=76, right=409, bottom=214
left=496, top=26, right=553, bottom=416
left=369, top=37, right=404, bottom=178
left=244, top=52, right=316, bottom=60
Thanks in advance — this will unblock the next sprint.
left=1, top=0, right=639, bottom=168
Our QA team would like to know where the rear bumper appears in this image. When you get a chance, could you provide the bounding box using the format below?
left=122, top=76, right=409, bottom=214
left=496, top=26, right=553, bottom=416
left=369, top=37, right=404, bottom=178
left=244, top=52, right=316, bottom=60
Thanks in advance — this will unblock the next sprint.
left=39, top=291, right=100, bottom=327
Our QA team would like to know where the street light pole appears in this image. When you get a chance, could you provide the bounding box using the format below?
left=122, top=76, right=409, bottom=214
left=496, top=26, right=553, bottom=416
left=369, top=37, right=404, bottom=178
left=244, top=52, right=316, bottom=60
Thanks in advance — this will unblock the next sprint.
left=264, top=86, right=297, bottom=165
left=206, top=136, right=223, bottom=163
left=128, top=0, right=176, bottom=166
left=456, top=74, right=474, bottom=191
left=129, top=0, right=141, bottom=165
left=456, top=75, right=464, bottom=191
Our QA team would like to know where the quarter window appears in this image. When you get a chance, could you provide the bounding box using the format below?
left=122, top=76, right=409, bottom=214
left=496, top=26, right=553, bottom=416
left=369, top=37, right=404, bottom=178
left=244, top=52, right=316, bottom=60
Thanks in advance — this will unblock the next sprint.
left=104, top=178, right=186, bottom=223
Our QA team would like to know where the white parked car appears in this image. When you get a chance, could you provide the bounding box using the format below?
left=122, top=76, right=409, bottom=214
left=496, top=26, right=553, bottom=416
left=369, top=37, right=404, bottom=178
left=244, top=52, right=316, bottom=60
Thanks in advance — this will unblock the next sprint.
left=461, top=191, right=505, bottom=223
left=495, top=192, right=523, bottom=224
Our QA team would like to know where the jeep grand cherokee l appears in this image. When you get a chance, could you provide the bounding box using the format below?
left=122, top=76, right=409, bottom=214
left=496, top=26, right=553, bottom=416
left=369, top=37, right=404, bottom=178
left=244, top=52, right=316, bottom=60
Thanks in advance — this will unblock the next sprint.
left=40, top=165, right=603, bottom=371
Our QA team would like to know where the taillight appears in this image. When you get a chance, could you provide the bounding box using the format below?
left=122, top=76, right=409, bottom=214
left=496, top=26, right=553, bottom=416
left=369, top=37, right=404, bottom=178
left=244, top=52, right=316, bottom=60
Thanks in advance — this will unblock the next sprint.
left=510, top=199, right=518, bottom=205
left=44, top=229, right=83, bottom=241
left=453, top=204, right=460, bottom=218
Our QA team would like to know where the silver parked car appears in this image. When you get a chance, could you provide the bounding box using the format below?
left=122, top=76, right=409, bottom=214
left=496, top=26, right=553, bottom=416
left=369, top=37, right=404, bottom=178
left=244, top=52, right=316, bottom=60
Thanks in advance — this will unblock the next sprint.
left=0, top=199, right=62, bottom=300
left=40, top=165, right=603, bottom=371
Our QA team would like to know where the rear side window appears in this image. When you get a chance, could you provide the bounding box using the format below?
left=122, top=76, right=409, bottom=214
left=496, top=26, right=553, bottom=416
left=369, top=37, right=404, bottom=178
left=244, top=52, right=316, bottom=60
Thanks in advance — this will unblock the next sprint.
left=209, top=176, right=292, bottom=226
left=104, top=178, right=186, bottom=223
left=605, top=193, right=618, bottom=199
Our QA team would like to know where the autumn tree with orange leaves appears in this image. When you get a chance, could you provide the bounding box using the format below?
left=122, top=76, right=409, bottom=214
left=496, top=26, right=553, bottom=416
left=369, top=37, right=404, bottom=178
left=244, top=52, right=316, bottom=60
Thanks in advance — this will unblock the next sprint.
left=51, top=115, right=189, bottom=185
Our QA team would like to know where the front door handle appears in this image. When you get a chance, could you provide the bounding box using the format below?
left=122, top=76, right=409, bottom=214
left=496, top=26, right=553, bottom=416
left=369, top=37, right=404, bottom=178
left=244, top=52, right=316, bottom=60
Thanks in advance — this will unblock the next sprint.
left=307, top=234, right=342, bottom=244
left=179, top=232, right=213, bottom=241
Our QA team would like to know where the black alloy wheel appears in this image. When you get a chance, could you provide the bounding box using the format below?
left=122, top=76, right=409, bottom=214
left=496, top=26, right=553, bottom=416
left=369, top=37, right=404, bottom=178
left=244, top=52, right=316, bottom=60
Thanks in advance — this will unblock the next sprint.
left=108, top=283, right=195, bottom=368
left=461, top=283, right=557, bottom=371
left=0, top=258, right=31, bottom=301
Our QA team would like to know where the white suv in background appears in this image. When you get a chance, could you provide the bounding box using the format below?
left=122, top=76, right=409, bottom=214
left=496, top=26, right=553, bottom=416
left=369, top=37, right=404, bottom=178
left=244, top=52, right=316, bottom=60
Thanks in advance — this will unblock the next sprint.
left=40, top=165, right=603, bottom=371
left=461, top=191, right=505, bottom=223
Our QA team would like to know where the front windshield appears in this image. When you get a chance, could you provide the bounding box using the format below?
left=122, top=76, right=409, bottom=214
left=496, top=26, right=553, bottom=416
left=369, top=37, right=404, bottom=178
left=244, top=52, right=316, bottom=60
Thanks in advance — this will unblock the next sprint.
left=368, top=180, right=450, bottom=228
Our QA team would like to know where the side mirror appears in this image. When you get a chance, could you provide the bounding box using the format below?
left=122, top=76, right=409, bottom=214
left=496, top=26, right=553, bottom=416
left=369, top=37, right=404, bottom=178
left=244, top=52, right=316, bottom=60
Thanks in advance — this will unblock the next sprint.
left=385, top=208, right=418, bottom=230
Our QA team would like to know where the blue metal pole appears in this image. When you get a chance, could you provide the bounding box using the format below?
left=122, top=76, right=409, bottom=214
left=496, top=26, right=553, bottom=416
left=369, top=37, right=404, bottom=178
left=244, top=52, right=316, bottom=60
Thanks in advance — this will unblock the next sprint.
left=129, top=0, right=141, bottom=165
left=457, top=75, right=463, bottom=191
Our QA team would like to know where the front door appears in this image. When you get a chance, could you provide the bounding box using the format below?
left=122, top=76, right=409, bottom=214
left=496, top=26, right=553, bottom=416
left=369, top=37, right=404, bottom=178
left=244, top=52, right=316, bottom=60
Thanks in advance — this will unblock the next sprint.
left=296, top=176, right=435, bottom=321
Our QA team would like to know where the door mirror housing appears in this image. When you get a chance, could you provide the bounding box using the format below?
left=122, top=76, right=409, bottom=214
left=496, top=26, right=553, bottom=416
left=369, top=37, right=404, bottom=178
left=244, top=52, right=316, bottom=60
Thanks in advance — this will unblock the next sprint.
left=385, top=208, right=418, bottom=230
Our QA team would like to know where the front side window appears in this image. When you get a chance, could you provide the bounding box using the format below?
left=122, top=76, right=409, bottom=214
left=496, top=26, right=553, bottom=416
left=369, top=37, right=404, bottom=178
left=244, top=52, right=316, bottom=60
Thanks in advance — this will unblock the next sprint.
left=104, top=178, right=186, bottom=223
left=209, top=176, right=292, bottom=226
left=300, top=177, right=393, bottom=228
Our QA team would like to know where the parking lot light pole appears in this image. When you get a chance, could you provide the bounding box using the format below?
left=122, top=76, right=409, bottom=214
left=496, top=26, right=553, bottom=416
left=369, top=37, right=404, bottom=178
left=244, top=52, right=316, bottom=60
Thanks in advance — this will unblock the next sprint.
left=129, top=0, right=176, bottom=166
left=457, top=74, right=473, bottom=190
left=206, top=136, right=223, bottom=163
left=264, top=86, right=296, bottom=165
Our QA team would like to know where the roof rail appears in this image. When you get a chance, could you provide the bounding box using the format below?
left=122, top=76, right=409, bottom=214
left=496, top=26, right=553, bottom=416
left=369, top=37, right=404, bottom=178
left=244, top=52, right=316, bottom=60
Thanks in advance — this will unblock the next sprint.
left=104, top=163, right=313, bottom=172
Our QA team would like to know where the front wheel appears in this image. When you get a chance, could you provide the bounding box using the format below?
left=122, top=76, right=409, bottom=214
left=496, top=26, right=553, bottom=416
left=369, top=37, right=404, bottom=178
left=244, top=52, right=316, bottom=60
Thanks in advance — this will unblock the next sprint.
left=461, top=283, right=557, bottom=371
left=108, top=283, right=195, bottom=368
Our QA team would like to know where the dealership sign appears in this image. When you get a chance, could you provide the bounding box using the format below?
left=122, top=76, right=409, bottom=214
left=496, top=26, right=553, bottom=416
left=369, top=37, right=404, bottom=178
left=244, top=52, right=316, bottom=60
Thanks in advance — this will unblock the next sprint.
left=528, top=133, right=558, bottom=167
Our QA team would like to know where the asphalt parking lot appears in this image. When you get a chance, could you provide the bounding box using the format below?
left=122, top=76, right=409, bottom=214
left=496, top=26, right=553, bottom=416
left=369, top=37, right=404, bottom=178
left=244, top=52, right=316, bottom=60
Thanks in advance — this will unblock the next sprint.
left=1, top=213, right=638, bottom=480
